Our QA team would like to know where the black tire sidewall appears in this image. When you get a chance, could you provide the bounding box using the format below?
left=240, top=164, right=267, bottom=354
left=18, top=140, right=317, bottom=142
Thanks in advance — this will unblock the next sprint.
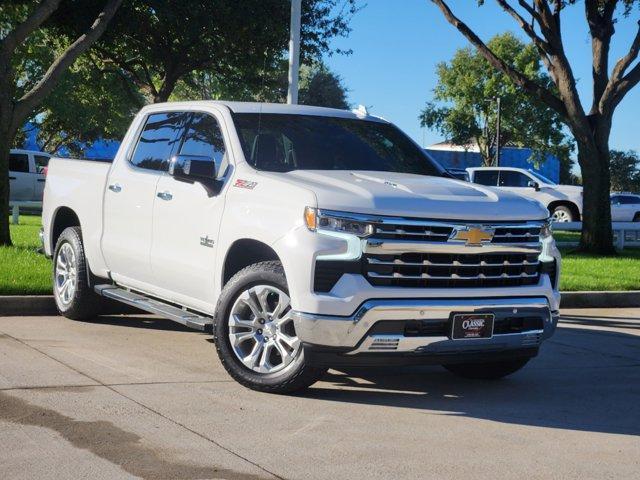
left=52, top=227, right=99, bottom=319
left=213, top=261, right=315, bottom=391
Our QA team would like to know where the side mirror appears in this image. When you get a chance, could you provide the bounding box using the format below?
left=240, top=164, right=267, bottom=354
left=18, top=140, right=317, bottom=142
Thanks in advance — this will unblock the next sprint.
left=168, top=154, right=217, bottom=183
left=528, top=180, right=540, bottom=191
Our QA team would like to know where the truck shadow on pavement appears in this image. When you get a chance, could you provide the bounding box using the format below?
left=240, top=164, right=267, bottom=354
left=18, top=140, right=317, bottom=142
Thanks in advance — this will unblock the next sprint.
left=304, top=323, right=640, bottom=437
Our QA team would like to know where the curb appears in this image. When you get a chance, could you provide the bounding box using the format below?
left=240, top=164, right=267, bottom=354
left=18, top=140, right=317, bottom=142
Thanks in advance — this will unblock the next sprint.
left=1, top=292, right=639, bottom=317
left=560, top=291, right=640, bottom=309
left=0, top=296, right=58, bottom=316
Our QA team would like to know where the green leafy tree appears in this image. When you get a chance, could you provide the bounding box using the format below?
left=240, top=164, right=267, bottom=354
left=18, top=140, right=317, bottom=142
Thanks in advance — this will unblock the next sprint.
left=57, top=0, right=357, bottom=104
left=0, top=0, right=122, bottom=246
left=430, top=0, right=640, bottom=253
left=420, top=33, right=571, bottom=168
left=610, top=150, right=640, bottom=193
left=171, top=60, right=350, bottom=109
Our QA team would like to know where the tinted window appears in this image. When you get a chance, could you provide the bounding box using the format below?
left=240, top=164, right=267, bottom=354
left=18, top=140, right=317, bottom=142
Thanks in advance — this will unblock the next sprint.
left=620, top=195, right=640, bottom=205
left=9, top=153, right=29, bottom=173
left=232, top=113, right=443, bottom=176
left=35, top=155, right=49, bottom=174
left=500, top=170, right=530, bottom=187
left=611, top=195, right=621, bottom=205
left=131, top=112, right=188, bottom=171
left=179, top=113, right=226, bottom=174
left=473, top=170, right=499, bottom=186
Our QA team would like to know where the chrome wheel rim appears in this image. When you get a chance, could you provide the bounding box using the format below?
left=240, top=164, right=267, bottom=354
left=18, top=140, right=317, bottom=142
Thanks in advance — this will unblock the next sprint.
left=228, top=285, right=300, bottom=374
left=552, top=209, right=571, bottom=222
left=55, top=243, right=77, bottom=306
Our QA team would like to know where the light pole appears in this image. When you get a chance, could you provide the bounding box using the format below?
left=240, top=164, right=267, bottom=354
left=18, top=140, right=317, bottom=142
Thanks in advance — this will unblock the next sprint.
left=287, top=0, right=302, bottom=104
left=495, top=96, right=501, bottom=167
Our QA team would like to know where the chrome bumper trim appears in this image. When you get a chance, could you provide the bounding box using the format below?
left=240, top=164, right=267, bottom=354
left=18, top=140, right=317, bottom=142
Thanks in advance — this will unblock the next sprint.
left=292, top=297, right=554, bottom=353
left=363, top=239, right=542, bottom=255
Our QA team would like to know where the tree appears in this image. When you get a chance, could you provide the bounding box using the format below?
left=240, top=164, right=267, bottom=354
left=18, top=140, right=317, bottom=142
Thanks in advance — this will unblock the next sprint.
left=610, top=150, right=640, bottom=193
left=0, top=0, right=122, bottom=246
left=420, top=33, right=571, bottom=167
left=299, top=62, right=350, bottom=108
left=430, top=0, right=640, bottom=253
left=57, top=0, right=357, bottom=104
left=171, top=59, right=351, bottom=109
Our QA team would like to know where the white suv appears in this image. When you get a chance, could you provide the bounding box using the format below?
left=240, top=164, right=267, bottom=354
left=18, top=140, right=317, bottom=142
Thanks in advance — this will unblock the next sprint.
left=467, top=167, right=583, bottom=222
left=611, top=193, right=640, bottom=222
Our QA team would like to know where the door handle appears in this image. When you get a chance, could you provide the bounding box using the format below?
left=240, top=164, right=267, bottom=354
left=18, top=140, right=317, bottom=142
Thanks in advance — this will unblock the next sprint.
left=108, top=183, right=122, bottom=193
left=157, top=191, right=173, bottom=201
left=9, top=176, right=16, bottom=181
left=37, top=179, right=46, bottom=183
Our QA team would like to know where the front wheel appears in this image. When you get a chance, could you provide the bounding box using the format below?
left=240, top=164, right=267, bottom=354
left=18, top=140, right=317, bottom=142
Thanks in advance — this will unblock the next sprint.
left=443, top=358, right=529, bottom=380
left=213, top=261, right=326, bottom=393
left=551, top=205, right=574, bottom=223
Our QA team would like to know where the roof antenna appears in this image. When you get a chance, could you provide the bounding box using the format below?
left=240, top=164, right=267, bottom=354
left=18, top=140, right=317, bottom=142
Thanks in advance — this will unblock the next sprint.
left=352, top=104, right=369, bottom=118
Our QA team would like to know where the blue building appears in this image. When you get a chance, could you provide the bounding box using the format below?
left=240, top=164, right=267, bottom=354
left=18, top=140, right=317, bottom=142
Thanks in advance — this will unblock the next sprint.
left=425, top=142, right=560, bottom=183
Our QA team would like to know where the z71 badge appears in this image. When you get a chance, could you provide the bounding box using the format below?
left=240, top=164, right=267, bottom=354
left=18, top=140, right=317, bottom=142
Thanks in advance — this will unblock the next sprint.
left=234, top=179, right=257, bottom=190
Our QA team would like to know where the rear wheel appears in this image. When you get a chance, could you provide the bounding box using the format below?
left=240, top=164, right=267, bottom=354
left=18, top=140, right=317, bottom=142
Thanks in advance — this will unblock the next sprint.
left=53, top=227, right=103, bottom=320
left=213, top=261, right=326, bottom=393
left=633, top=213, right=640, bottom=222
left=551, top=205, right=574, bottom=222
left=443, top=358, right=529, bottom=380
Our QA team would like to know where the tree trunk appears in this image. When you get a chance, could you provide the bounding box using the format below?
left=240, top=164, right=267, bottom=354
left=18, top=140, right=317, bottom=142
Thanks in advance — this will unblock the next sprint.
left=576, top=138, right=615, bottom=254
left=0, top=130, right=11, bottom=247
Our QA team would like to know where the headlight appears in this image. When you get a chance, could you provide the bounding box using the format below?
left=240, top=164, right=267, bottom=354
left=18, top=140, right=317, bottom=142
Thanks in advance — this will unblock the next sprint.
left=304, top=207, right=374, bottom=238
left=540, top=218, right=553, bottom=240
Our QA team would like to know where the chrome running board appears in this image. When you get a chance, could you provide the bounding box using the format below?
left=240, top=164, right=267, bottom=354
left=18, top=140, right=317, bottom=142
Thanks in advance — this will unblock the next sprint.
left=94, top=285, right=212, bottom=331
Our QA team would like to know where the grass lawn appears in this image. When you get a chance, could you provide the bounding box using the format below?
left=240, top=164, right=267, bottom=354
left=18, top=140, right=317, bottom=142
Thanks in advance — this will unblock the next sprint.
left=2, top=216, right=640, bottom=294
left=1, top=215, right=51, bottom=295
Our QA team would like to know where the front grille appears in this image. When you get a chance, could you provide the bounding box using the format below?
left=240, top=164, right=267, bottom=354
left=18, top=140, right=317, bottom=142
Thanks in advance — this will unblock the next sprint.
left=492, top=226, right=541, bottom=244
left=365, top=252, right=540, bottom=288
left=375, top=224, right=453, bottom=242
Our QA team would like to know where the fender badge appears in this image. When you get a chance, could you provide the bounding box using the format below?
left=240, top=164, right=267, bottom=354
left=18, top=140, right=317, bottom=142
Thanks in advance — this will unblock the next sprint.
left=234, top=179, right=257, bottom=190
left=200, top=235, right=215, bottom=248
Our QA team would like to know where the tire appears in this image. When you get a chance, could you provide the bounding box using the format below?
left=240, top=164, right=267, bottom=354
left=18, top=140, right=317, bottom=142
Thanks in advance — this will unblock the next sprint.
left=443, top=358, right=529, bottom=380
left=213, top=261, right=326, bottom=394
left=52, top=226, right=103, bottom=320
left=551, top=205, right=574, bottom=223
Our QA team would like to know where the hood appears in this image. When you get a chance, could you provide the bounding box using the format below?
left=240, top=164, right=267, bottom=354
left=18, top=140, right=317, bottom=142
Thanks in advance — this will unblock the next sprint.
left=552, top=184, right=583, bottom=195
left=282, top=170, right=548, bottom=221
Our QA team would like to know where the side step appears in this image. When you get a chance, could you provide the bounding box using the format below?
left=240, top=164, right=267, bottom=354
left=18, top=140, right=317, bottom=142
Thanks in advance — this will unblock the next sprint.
left=95, top=285, right=213, bottom=331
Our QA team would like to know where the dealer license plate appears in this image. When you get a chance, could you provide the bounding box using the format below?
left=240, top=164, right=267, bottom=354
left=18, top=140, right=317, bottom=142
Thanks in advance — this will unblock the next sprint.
left=451, top=313, right=494, bottom=340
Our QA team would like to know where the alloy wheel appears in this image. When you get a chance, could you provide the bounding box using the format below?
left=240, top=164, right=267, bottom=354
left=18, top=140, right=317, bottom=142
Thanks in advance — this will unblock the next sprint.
left=55, top=242, right=77, bottom=306
left=228, top=285, right=301, bottom=374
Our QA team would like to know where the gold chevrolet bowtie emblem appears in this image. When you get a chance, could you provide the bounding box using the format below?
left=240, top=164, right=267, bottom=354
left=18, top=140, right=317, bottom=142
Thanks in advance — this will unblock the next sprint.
left=452, top=227, right=494, bottom=246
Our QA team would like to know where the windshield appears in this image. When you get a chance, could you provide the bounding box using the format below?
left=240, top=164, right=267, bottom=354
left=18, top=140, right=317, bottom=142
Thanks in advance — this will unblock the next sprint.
left=232, top=113, right=444, bottom=176
left=528, top=170, right=556, bottom=185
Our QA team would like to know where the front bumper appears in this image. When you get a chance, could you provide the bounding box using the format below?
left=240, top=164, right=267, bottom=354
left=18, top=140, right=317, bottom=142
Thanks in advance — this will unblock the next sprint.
left=292, top=296, right=558, bottom=366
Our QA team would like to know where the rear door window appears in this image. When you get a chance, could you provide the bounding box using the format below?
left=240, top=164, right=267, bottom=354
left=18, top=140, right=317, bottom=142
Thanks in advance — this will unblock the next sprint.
left=9, top=153, right=29, bottom=173
left=473, top=170, right=499, bottom=186
left=130, top=112, right=188, bottom=171
left=620, top=195, right=640, bottom=204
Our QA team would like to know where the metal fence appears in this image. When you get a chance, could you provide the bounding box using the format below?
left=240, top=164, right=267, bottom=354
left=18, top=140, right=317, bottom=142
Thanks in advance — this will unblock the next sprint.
left=9, top=201, right=42, bottom=225
left=553, top=221, right=640, bottom=250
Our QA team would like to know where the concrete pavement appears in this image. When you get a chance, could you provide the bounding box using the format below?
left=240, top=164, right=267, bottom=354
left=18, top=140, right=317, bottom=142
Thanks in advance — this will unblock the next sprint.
left=0, top=309, right=638, bottom=479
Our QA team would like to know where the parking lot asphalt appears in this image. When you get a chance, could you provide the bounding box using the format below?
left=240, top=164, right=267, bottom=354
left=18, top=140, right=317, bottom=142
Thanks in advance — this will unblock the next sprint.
left=0, top=308, right=638, bottom=480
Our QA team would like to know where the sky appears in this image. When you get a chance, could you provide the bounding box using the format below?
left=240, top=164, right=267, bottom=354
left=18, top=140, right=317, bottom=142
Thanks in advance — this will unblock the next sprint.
left=323, top=0, right=640, bottom=153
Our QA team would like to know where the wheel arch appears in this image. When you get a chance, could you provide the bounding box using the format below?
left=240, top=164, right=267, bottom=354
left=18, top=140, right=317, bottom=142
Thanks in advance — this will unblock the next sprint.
left=222, top=238, right=282, bottom=287
left=50, top=206, right=81, bottom=252
left=548, top=200, right=580, bottom=221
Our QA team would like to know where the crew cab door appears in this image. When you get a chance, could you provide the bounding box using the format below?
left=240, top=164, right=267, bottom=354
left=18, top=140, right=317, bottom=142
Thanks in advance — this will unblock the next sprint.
left=497, top=170, right=539, bottom=201
left=9, top=152, right=34, bottom=202
left=102, top=111, right=188, bottom=287
left=149, top=111, right=229, bottom=310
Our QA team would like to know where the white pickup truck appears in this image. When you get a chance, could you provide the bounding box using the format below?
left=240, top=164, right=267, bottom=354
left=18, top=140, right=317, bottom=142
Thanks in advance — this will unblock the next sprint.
left=42, top=101, right=561, bottom=393
left=467, top=166, right=583, bottom=222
